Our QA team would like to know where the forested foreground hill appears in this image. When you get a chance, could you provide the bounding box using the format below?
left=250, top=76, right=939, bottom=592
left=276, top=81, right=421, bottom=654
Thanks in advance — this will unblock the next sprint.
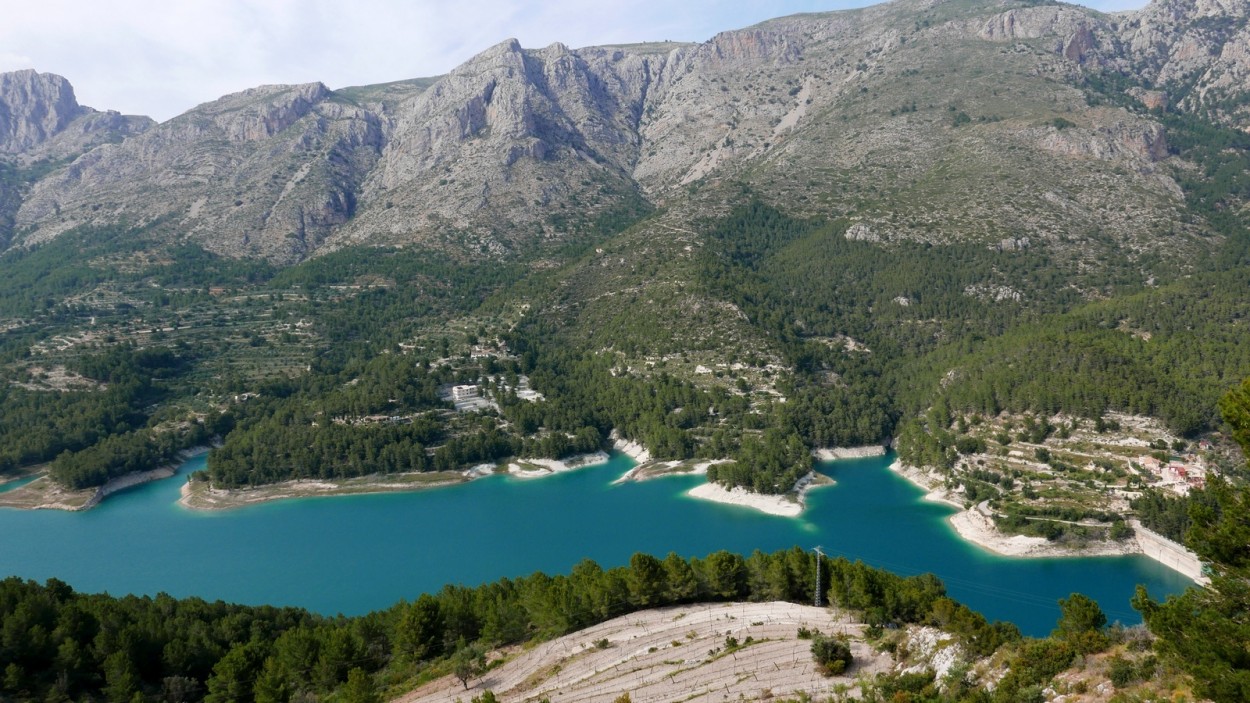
left=0, top=547, right=1167, bottom=702
left=2, top=0, right=1250, bottom=495
left=3, top=480, right=1249, bottom=703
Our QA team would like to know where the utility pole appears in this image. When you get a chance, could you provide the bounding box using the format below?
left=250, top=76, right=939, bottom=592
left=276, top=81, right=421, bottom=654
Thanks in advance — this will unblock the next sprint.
left=813, top=546, right=825, bottom=607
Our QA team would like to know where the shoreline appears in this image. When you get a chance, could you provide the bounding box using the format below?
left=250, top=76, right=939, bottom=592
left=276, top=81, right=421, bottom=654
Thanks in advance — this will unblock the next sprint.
left=812, top=445, right=887, bottom=461
left=179, top=471, right=470, bottom=510
left=179, top=449, right=616, bottom=511
left=85, top=445, right=213, bottom=509
left=505, top=451, right=611, bottom=479
left=612, top=457, right=730, bottom=484
left=887, top=459, right=1207, bottom=581
left=686, top=470, right=835, bottom=517
left=610, top=434, right=652, bottom=465
left=0, top=446, right=212, bottom=512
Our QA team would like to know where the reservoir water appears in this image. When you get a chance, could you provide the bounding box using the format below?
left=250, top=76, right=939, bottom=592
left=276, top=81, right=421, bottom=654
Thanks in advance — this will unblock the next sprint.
left=0, top=453, right=1190, bottom=636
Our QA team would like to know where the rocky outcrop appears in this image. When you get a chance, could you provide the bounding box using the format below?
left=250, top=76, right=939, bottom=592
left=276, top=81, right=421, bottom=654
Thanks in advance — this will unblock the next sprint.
left=1127, top=87, right=1169, bottom=111
left=973, top=6, right=1110, bottom=66
left=0, top=70, right=85, bottom=154
left=976, top=6, right=1096, bottom=43
left=209, top=82, right=330, bottom=142
left=1118, top=0, right=1250, bottom=125
left=0, top=70, right=152, bottom=161
left=331, top=38, right=659, bottom=251
left=845, top=223, right=885, bottom=243
left=15, top=81, right=386, bottom=261
left=707, top=27, right=802, bottom=65
left=1035, top=117, right=1169, bottom=164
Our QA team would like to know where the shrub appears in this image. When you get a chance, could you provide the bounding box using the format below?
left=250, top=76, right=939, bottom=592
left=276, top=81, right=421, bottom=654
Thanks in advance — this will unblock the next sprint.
left=811, top=633, right=854, bottom=675
left=1107, top=657, right=1136, bottom=688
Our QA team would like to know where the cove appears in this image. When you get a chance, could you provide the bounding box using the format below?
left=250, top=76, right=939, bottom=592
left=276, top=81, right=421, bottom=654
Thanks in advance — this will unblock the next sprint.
left=0, top=453, right=1190, bottom=636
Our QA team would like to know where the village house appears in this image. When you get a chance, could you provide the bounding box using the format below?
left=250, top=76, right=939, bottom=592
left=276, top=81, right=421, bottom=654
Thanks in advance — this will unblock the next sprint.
left=451, top=384, right=479, bottom=401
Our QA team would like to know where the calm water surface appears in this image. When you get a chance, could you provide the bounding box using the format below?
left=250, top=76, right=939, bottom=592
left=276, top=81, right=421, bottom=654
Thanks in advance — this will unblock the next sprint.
left=0, top=453, right=1191, bottom=636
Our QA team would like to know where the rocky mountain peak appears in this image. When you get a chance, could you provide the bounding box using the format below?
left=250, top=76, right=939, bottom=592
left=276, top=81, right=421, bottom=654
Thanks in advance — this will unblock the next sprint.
left=0, top=70, right=87, bottom=154
left=172, top=81, right=332, bottom=143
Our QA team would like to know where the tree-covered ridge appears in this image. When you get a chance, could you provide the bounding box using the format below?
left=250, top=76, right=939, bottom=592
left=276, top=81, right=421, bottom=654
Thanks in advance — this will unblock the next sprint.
left=0, top=345, right=211, bottom=488
left=7, top=185, right=1250, bottom=497
left=895, top=265, right=1250, bottom=473
left=0, top=548, right=1013, bottom=703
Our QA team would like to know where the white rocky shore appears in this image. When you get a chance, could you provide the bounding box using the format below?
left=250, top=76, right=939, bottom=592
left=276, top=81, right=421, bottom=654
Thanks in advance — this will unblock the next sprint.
left=506, top=451, right=611, bottom=478
left=682, top=445, right=884, bottom=516
left=611, top=433, right=652, bottom=463
left=687, top=470, right=833, bottom=517
left=79, top=466, right=177, bottom=510
left=687, top=482, right=803, bottom=517
left=812, top=445, right=887, bottom=461
left=947, top=502, right=1139, bottom=559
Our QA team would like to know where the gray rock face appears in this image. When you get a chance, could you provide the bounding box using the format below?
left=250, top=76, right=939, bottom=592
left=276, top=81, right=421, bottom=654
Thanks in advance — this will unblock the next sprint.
left=0, top=70, right=84, bottom=154
left=15, top=82, right=387, bottom=262
left=0, top=69, right=154, bottom=248
left=333, top=38, right=658, bottom=253
left=1117, top=0, right=1250, bottom=124
left=1, top=0, right=1248, bottom=263
left=0, top=70, right=152, bottom=161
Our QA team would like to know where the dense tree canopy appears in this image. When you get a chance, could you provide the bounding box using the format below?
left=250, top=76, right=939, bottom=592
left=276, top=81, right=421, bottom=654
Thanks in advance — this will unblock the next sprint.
left=0, top=548, right=1013, bottom=702
left=1134, top=379, right=1250, bottom=703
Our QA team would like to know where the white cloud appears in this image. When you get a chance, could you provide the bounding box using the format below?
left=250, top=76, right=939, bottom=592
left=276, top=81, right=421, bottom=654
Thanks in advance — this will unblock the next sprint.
left=0, top=0, right=1151, bottom=122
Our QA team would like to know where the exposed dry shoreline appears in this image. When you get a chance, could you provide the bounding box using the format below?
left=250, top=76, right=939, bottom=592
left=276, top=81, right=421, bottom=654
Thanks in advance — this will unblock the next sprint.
left=813, top=444, right=888, bottom=461
left=178, top=470, right=470, bottom=510
left=686, top=470, right=835, bottom=517
left=887, top=459, right=1207, bottom=581
left=0, top=446, right=212, bottom=512
left=610, top=434, right=651, bottom=464
left=178, top=449, right=616, bottom=511
left=505, top=451, right=610, bottom=479
left=616, top=444, right=877, bottom=517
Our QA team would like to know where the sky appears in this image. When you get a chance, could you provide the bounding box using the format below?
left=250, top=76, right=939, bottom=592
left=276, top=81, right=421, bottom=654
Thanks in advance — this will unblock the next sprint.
left=1, top=0, right=1149, bottom=123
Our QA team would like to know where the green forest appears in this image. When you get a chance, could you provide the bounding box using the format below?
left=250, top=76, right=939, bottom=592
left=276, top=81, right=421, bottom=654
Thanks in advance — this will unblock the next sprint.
left=0, top=548, right=1017, bottom=703
left=6, top=187, right=1250, bottom=495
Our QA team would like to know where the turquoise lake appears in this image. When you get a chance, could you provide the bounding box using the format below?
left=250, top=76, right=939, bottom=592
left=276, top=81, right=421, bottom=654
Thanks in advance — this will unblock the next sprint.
left=0, top=453, right=1191, bottom=636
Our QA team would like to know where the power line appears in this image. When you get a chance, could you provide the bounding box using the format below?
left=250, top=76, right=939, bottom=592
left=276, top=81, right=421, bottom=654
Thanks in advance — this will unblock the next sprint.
left=813, top=546, right=824, bottom=607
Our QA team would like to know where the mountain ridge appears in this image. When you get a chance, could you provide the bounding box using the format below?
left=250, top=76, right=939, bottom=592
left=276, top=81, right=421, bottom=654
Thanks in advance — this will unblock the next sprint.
left=1, top=0, right=1246, bottom=264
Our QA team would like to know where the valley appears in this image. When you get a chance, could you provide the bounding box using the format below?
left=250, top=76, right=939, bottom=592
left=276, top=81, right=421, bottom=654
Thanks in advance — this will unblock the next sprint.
left=2, top=0, right=1250, bottom=699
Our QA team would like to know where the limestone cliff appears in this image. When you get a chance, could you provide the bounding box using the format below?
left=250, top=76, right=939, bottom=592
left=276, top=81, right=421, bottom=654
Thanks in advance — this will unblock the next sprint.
left=0, top=70, right=86, bottom=154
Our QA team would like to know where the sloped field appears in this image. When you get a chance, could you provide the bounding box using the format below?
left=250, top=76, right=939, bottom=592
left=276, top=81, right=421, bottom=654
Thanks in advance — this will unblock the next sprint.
left=398, top=601, right=890, bottom=703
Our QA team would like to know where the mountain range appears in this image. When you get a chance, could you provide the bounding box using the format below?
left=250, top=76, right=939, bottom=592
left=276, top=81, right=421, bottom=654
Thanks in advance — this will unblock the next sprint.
left=1, top=0, right=1247, bottom=263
